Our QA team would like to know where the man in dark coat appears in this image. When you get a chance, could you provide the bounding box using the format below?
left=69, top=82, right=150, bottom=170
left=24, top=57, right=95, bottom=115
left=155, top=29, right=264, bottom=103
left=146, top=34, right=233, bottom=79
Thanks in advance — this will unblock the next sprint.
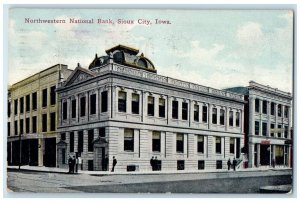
left=227, top=158, right=231, bottom=171
left=150, top=156, right=154, bottom=171
left=68, top=155, right=73, bottom=173
left=233, top=158, right=237, bottom=171
left=111, top=156, right=117, bottom=172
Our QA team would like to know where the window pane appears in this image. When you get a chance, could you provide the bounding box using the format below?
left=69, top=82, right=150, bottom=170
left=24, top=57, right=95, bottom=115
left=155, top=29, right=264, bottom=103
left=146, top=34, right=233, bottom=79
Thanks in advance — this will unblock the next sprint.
left=202, top=106, right=207, bottom=123
left=101, top=91, right=108, bottom=112
left=118, top=91, right=127, bottom=112
left=152, top=131, right=161, bottom=152
left=212, top=108, right=217, bottom=124
left=172, top=101, right=178, bottom=119
left=220, top=109, right=225, bottom=125
left=182, top=102, right=188, bottom=120
left=229, top=111, right=233, bottom=126
left=132, top=93, right=140, bottom=114
left=159, top=98, right=165, bottom=118
left=90, top=94, right=96, bottom=115
left=147, top=96, right=154, bottom=116
left=124, top=129, right=134, bottom=151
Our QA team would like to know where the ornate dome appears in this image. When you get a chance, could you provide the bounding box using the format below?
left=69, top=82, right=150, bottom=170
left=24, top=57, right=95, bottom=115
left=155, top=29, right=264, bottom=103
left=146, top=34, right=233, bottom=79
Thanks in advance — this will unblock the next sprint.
left=88, top=44, right=156, bottom=73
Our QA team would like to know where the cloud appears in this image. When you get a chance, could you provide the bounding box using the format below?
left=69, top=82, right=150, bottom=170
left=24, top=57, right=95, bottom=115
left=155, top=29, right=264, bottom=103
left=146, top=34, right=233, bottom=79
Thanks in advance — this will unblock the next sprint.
left=237, top=22, right=263, bottom=46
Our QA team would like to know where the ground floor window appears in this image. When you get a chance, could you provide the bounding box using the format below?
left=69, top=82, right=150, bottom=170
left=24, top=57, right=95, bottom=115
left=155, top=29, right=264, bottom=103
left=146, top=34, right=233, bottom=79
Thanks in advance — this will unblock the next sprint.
left=216, top=160, right=222, bottom=169
left=177, top=160, right=185, bottom=170
left=198, top=160, right=205, bottom=170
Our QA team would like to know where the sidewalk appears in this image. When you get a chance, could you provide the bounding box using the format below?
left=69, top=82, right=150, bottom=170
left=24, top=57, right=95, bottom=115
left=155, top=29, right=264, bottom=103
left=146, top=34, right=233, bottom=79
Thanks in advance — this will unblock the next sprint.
left=7, top=165, right=292, bottom=175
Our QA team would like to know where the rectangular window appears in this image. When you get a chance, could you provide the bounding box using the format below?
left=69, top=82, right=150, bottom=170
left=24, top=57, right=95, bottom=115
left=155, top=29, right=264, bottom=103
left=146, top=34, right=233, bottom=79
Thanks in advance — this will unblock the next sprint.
left=182, top=102, right=188, bottom=120
left=8, top=102, right=11, bottom=117
left=194, top=104, right=199, bottom=122
left=32, top=92, right=37, bottom=110
left=70, top=132, right=74, bottom=152
left=159, top=98, right=165, bottom=118
left=270, top=123, right=275, bottom=137
left=177, top=160, right=185, bottom=170
left=262, top=100, right=267, bottom=114
left=176, top=133, right=184, bottom=153
left=118, top=91, right=127, bottom=112
left=32, top=116, right=37, bottom=133
left=255, top=121, right=260, bottom=135
left=90, top=94, right=96, bottom=115
left=215, top=137, right=221, bottom=154
left=71, top=99, right=76, bottom=118
left=42, top=114, right=47, bottom=132
left=14, top=99, right=18, bottom=115
left=197, top=135, right=204, bottom=153
left=147, top=96, right=154, bottom=116
left=63, top=101, right=67, bottom=120
left=284, top=106, right=289, bottom=118
left=88, top=130, right=94, bottom=152
left=78, top=131, right=83, bottom=153
left=216, top=160, right=222, bottom=169
left=8, top=122, right=10, bottom=136
left=262, top=122, right=267, bottom=136
left=212, top=108, right=217, bottom=124
left=202, top=106, right=207, bottom=123
left=50, top=86, right=56, bottom=105
left=20, top=119, right=24, bottom=134
left=20, top=97, right=24, bottom=114
left=236, top=112, right=240, bottom=127
left=255, top=99, right=260, bottom=113
left=26, top=94, right=30, bottom=112
left=284, top=126, right=288, bottom=138
left=101, top=91, right=108, bottom=112
left=124, top=129, right=134, bottom=152
left=50, top=112, right=55, bottom=131
left=278, top=104, right=282, bottom=117
left=61, top=133, right=66, bottom=141
left=80, top=97, right=86, bottom=117
left=229, top=111, right=233, bottom=126
left=152, top=131, right=161, bottom=152
left=131, top=93, right=140, bottom=114
left=220, top=109, right=225, bottom=125
left=278, top=124, right=282, bottom=138
left=172, top=100, right=178, bottom=119
left=99, top=127, right=106, bottom=137
left=25, top=118, right=30, bottom=133
left=271, top=102, right=275, bottom=115
left=14, top=120, right=18, bottom=135
left=230, top=138, right=234, bottom=154
left=42, top=88, right=47, bottom=107
left=198, top=160, right=205, bottom=170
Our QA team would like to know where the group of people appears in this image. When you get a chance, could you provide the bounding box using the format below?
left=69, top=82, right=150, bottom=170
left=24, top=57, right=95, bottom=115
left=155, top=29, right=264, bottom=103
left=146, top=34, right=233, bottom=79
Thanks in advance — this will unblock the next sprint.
left=150, top=156, right=160, bottom=171
left=227, top=158, right=238, bottom=171
left=68, top=155, right=83, bottom=174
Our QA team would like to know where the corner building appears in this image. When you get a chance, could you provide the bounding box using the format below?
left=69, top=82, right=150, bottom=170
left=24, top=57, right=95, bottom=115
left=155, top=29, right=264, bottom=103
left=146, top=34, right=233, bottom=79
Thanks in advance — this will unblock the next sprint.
left=226, top=81, right=292, bottom=168
left=7, top=65, right=72, bottom=167
left=57, top=45, right=245, bottom=172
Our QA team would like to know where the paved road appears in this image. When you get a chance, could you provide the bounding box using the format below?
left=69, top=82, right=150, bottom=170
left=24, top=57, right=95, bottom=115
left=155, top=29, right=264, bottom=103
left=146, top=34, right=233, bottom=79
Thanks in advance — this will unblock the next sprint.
left=6, top=169, right=292, bottom=194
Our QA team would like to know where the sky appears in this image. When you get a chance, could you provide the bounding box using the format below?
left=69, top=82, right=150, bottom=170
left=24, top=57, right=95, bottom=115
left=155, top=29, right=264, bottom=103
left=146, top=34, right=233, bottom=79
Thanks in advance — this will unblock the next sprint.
left=8, top=9, right=293, bottom=93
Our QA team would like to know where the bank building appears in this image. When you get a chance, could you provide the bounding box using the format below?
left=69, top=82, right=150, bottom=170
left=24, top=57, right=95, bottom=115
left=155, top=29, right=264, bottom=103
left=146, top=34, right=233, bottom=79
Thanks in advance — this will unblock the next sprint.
left=56, top=45, right=246, bottom=172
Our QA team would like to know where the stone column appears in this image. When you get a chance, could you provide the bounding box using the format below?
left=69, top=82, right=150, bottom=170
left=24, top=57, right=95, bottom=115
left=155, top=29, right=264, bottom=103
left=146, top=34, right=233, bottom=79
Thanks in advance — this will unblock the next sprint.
left=267, top=101, right=271, bottom=137
left=249, top=97, right=255, bottom=136
left=257, top=144, right=260, bottom=167
left=82, top=129, right=88, bottom=170
left=38, top=138, right=44, bottom=166
left=74, top=131, right=78, bottom=153
left=275, top=103, right=278, bottom=137
left=248, top=143, right=254, bottom=168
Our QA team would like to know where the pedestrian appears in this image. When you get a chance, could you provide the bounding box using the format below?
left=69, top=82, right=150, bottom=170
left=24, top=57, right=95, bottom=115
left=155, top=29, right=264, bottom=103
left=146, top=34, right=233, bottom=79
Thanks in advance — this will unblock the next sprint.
left=150, top=156, right=154, bottom=171
left=154, top=156, right=158, bottom=171
left=111, top=156, right=117, bottom=172
left=72, top=156, right=76, bottom=173
left=78, top=155, right=83, bottom=171
left=233, top=158, right=237, bottom=171
left=68, top=155, right=73, bottom=173
left=227, top=158, right=231, bottom=171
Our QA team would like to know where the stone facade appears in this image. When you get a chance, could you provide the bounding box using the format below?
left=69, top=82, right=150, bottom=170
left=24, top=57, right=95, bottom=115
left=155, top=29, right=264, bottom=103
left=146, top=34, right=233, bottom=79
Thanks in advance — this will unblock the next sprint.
left=56, top=45, right=245, bottom=172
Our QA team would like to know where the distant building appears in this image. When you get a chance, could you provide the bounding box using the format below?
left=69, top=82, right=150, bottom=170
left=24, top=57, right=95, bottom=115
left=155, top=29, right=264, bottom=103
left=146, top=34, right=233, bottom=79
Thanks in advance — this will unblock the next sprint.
left=56, top=45, right=245, bottom=172
left=226, top=81, right=292, bottom=168
left=7, top=64, right=73, bottom=167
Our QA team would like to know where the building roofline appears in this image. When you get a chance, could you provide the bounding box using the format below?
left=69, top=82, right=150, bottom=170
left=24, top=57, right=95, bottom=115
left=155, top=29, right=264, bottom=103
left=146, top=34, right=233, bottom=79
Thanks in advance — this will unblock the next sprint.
left=249, top=80, right=292, bottom=97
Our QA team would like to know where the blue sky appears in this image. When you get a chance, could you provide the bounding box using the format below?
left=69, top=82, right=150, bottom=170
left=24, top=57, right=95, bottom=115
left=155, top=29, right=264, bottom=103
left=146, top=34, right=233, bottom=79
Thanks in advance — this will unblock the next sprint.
left=8, top=9, right=293, bottom=92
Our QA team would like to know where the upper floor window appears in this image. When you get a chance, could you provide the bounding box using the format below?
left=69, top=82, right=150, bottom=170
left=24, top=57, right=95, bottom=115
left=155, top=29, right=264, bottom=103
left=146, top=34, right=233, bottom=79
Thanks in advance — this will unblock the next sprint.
left=50, top=112, right=56, bottom=131
left=220, top=109, right=225, bottom=125
left=277, top=124, right=282, bottom=137
left=159, top=98, right=165, bottom=118
left=90, top=94, right=96, bottom=115
left=215, top=136, right=221, bottom=154
left=202, top=105, right=207, bottom=123
left=71, top=99, right=76, bottom=118
left=229, top=111, right=233, bottom=126
left=271, top=102, right=275, bottom=115
left=212, top=108, right=217, bottom=124
left=50, top=86, right=56, bottom=105
left=182, top=102, right=188, bottom=120
left=152, top=131, right=161, bottom=152
left=20, top=97, right=24, bottom=114
left=62, top=101, right=67, bottom=120
left=172, top=100, right=178, bottom=119
left=124, top=128, right=134, bottom=152
left=284, top=126, right=288, bottom=138
left=176, top=133, right=184, bottom=153
left=42, top=88, right=47, bottom=107
left=284, top=106, right=289, bottom=118
left=118, top=91, right=127, bottom=112
left=236, top=112, right=240, bottom=127
left=14, top=120, right=18, bottom=135
left=8, top=102, right=11, bottom=117
left=14, top=99, right=18, bottom=115
left=42, top=114, right=47, bottom=132
left=32, top=116, right=37, bottom=133
left=88, top=130, right=94, bottom=152
left=278, top=104, right=282, bottom=117
left=262, top=122, right=267, bottom=136
left=262, top=100, right=267, bottom=114
left=132, top=93, right=140, bottom=114
left=255, top=99, right=260, bottom=113
left=197, top=135, right=204, bottom=153
left=194, top=104, right=199, bottom=122
left=270, top=123, right=275, bottom=137
left=32, top=92, right=37, bottom=110
left=255, top=121, right=260, bottom=135
left=147, top=96, right=154, bottom=116
left=80, top=97, right=86, bottom=117
left=26, top=94, right=30, bottom=112
left=101, top=91, right=108, bottom=112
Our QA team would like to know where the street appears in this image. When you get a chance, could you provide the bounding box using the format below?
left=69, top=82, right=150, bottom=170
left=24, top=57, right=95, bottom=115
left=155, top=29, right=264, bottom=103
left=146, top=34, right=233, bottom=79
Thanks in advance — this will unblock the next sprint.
left=6, top=169, right=292, bottom=194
